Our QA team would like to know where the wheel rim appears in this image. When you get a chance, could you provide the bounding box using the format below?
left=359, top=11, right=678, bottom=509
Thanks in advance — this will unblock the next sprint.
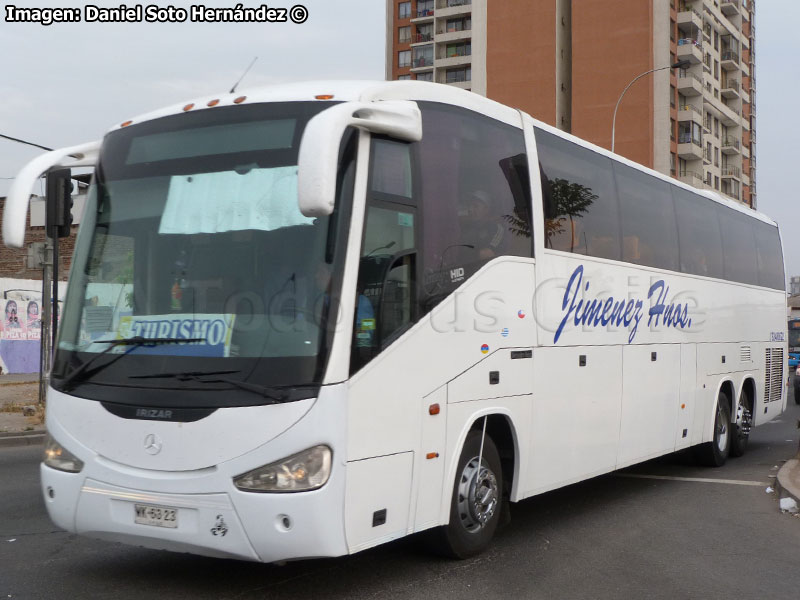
left=457, top=456, right=499, bottom=533
left=737, top=404, right=752, bottom=440
left=715, top=404, right=729, bottom=452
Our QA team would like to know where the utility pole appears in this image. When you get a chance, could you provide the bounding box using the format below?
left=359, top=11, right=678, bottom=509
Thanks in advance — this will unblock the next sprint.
left=555, top=0, right=572, bottom=133
left=39, top=236, right=53, bottom=405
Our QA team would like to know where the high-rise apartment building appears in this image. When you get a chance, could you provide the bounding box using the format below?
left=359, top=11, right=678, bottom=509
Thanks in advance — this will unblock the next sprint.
left=386, top=0, right=756, bottom=206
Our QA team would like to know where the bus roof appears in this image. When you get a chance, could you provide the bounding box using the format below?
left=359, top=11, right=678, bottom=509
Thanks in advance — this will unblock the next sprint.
left=115, top=79, right=776, bottom=228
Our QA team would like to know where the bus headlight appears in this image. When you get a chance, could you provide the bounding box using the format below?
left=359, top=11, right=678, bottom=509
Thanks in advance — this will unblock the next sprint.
left=42, top=435, right=84, bottom=473
left=233, top=445, right=332, bottom=493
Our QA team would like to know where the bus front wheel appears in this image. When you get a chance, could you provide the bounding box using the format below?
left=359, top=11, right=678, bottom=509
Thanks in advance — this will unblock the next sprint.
left=436, top=429, right=503, bottom=559
left=694, top=392, right=731, bottom=467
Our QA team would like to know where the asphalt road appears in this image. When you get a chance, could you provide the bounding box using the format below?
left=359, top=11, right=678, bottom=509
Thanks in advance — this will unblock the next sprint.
left=2, top=398, right=800, bottom=600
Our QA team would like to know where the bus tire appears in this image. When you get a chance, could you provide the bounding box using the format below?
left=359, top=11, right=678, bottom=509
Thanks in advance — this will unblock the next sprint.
left=694, top=392, right=731, bottom=467
left=730, top=388, right=752, bottom=458
left=436, top=429, right=503, bottom=559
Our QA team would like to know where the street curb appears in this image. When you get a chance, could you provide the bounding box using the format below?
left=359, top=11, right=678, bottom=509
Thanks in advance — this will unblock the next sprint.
left=775, top=455, right=800, bottom=507
left=0, top=430, right=46, bottom=448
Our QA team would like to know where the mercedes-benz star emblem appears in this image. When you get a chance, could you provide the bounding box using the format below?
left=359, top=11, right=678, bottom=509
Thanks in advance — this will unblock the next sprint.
left=143, top=433, right=163, bottom=455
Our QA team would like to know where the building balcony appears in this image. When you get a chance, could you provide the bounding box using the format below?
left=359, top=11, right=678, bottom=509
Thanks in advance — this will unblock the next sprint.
left=742, top=144, right=750, bottom=158
left=677, top=6, right=703, bottom=29
left=679, top=170, right=704, bottom=187
left=721, top=50, right=739, bottom=70
left=411, top=9, right=434, bottom=23
left=721, top=79, right=740, bottom=99
left=677, top=103, right=702, bottom=123
left=721, top=0, right=740, bottom=16
left=435, top=3, right=472, bottom=19
left=677, top=38, right=703, bottom=63
left=436, top=53, right=472, bottom=68
left=410, top=57, right=434, bottom=71
left=721, top=166, right=741, bottom=180
left=720, top=104, right=740, bottom=126
left=411, top=33, right=434, bottom=44
left=678, top=137, right=703, bottom=160
left=677, top=70, right=704, bottom=96
left=436, top=28, right=471, bottom=43
left=721, top=137, right=741, bottom=154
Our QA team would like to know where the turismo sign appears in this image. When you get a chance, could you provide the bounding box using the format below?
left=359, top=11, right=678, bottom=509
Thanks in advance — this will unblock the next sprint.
left=117, top=314, right=236, bottom=357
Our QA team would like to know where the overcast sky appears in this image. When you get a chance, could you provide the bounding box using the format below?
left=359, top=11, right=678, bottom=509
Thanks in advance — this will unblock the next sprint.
left=1, top=1, right=798, bottom=277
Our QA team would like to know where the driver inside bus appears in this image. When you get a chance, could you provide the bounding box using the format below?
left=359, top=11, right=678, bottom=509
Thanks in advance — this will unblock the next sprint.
left=459, top=189, right=507, bottom=260
left=312, top=263, right=375, bottom=348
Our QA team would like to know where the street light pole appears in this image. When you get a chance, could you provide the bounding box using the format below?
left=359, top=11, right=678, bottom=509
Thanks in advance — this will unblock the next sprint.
left=611, top=60, right=691, bottom=154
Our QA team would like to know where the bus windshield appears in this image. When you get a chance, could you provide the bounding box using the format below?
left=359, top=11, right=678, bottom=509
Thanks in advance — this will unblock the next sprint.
left=52, top=101, right=345, bottom=407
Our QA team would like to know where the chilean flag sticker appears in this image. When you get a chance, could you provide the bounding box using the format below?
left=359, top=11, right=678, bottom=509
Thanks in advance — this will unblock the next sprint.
left=518, top=310, right=526, bottom=319
left=480, top=344, right=490, bottom=354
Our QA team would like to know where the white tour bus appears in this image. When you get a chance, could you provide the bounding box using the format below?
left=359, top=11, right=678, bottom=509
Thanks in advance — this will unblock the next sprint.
left=3, top=81, right=787, bottom=562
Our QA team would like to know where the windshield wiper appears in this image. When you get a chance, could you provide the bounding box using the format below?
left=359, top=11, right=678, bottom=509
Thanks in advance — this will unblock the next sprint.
left=129, top=370, right=292, bottom=403
left=58, top=336, right=205, bottom=391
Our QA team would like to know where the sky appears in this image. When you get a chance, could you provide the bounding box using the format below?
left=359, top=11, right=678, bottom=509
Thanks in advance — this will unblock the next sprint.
left=1, top=1, right=798, bottom=276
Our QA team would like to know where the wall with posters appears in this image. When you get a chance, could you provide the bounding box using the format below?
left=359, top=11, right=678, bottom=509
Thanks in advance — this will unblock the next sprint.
left=0, top=278, right=57, bottom=375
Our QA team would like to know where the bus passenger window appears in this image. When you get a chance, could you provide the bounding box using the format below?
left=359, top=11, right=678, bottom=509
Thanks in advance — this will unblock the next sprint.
left=534, top=127, right=620, bottom=261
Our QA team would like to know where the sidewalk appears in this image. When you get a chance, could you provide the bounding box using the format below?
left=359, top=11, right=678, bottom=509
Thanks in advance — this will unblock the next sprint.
left=776, top=448, right=800, bottom=511
left=0, top=372, right=39, bottom=385
left=0, top=371, right=46, bottom=446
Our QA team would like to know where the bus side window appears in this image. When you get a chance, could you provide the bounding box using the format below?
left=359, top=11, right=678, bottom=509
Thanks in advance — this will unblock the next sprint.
left=534, top=127, right=621, bottom=261
left=416, top=103, right=531, bottom=312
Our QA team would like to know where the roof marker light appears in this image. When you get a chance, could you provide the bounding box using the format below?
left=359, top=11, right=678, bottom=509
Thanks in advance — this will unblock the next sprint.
left=207, top=99, right=220, bottom=107
left=315, top=94, right=335, bottom=100
left=120, top=120, right=133, bottom=128
left=183, top=103, right=194, bottom=112
left=233, top=96, right=247, bottom=104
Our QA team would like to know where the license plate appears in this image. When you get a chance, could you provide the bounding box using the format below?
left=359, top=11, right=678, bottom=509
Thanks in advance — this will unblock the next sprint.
left=134, top=503, right=178, bottom=529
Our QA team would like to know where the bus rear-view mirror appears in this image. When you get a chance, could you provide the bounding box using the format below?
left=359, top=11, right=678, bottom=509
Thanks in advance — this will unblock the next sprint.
left=297, top=101, right=422, bottom=218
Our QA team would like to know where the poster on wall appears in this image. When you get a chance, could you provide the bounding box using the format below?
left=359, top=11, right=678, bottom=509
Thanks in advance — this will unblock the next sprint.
left=0, top=299, right=41, bottom=341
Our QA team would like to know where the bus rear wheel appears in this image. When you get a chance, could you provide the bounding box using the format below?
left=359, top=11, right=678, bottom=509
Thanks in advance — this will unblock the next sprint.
left=436, top=429, right=503, bottom=559
left=694, top=392, right=731, bottom=467
left=730, top=388, right=752, bottom=458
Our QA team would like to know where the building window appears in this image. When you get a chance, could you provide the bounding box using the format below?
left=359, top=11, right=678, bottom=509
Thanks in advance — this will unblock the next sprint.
left=446, top=41, right=471, bottom=57
left=670, top=19, right=676, bottom=42
left=398, top=1, right=410, bottom=19
left=415, top=23, right=433, bottom=43
left=714, top=60, right=719, bottom=80
left=416, top=0, right=434, bottom=17
left=446, top=17, right=471, bottom=32
left=671, top=153, right=677, bottom=176
left=412, top=45, right=433, bottom=67
left=714, top=147, right=719, bottom=167
left=446, top=0, right=471, bottom=6
left=706, top=172, right=712, bottom=186
left=398, top=25, right=411, bottom=44
left=398, top=50, right=411, bottom=68
left=670, top=118, right=676, bottom=141
left=445, top=66, right=471, bottom=83
left=397, top=74, right=411, bottom=81
left=715, top=175, right=720, bottom=190
left=679, top=122, right=701, bottom=146
left=714, top=30, right=720, bottom=51
left=670, top=85, right=676, bottom=108
left=416, top=71, right=433, bottom=82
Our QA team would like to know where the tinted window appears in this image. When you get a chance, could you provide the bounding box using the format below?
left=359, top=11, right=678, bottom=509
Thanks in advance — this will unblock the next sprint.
left=673, top=188, right=724, bottom=279
left=417, top=103, right=531, bottom=309
left=535, top=128, right=620, bottom=260
left=718, top=208, right=758, bottom=285
left=614, top=162, right=679, bottom=270
left=752, top=221, right=785, bottom=290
